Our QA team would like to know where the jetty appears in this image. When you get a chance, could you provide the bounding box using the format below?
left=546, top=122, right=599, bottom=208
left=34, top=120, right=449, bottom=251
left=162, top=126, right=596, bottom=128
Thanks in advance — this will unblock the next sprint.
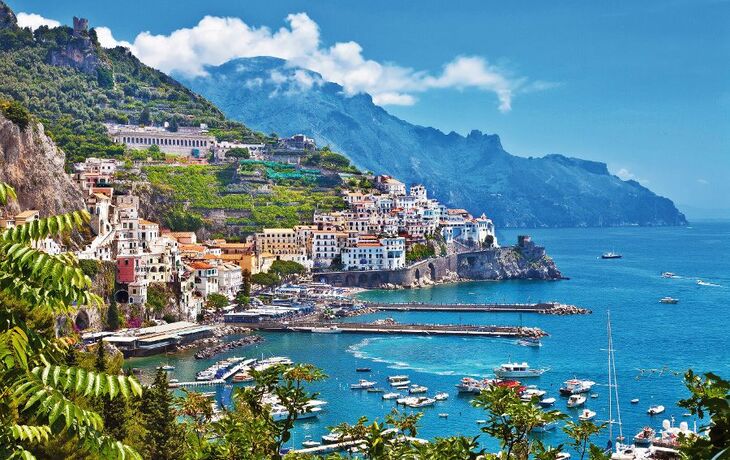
left=169, top=379, right=225, bottom=388
left=367, top=301, right=590, bottom=315
left=249, top=321, right=546, bottom=338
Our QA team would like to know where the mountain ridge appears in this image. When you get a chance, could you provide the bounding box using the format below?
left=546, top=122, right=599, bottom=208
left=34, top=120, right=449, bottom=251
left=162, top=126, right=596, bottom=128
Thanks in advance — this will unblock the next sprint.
left=179, top=56, right=686, bottom=228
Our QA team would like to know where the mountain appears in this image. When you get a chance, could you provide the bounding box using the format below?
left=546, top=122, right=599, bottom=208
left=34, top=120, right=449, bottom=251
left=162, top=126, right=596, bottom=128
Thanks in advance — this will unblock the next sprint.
left=179, top=57, right=686, bottom=228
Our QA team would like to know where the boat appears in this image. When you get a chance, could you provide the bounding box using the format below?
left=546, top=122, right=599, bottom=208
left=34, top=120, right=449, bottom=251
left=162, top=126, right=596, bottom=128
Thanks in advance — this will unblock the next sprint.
left=520, top=387, right=546, bottom=401
left=476, top=420, right=487, bottom=425
left=559, top=378, right=596, bottom=395
left=567, top=394, right=586, bottom=407
left=158, top=364, right=175, bottom=371
left=406, top=397, right=436, bottom=408
left=630, top=398, right=639, bottom=404
left=350, top=379, right=377, bottom=389
left=647, top=405, right=665, bottom=415
left=322, top=430, right=352, bottom=444
left=517, top=337, right=542, bottom=347
left=697, top=279, right=720, bottom=287
left=388, top=375, right=411, bottom=387
left=556, top=453, right=571, bottom=460
left=579, top=409, right=597, bottom=421
left=661, top=272, right=676, bottom=278
left=539, top=397, right=556, bottom=407
left=382, top=392, right=400, bottom=400
left=409, top=384, right=428, bottom=394
left=456, top=377, right=493, bottom=393
left=659, top=296, right=679, bottom=304
left=396, top=396, right=419, bottom=406
left=601, top=252, right=622, bottom=259
left=232, top=371, right=253, bottom=383
left=434, top=392, right=449, bottom=401
left=169, top=378, right=179, bottom=384
left=632, top=426, right=655, bottom=447
left=311, top=326, right=342, bottom=334
left=591, top=393, right=599, bottom=399
left=367, top=387, right=385, bottom=393
left=356, top=367, right=371, bottom=372
left=493, top=361, right=548, bottom=378
left=302, top=437, right=321, bottom=448
left=270, top=404, right=322, bottom=422
left=438, top=413, right=448, bottom=418
left=532, top=421, right=557, bottom=432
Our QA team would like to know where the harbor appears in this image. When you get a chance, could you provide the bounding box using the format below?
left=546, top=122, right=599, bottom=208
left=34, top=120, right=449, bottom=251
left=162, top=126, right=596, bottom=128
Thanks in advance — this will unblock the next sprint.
left=367, top=301, right=590, bottom=315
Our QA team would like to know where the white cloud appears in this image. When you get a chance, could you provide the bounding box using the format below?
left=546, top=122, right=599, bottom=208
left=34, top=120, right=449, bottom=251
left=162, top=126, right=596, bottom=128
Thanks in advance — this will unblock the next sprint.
left=85, top=12, right=548, bottom=111
left=94, top=26, right=133, bottom=49
left=16, top=12, right=60, bottom=30
left=616, top=168, right=636, bottom=181
left=697, top=178, right=709, bottom=185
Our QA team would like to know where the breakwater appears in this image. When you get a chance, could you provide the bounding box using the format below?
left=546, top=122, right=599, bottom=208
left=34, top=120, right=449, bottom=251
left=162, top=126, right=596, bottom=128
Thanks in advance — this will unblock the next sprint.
left=249, top=321, right=546, bottom=338
left=368, top=301, right=590, bottom=315
left=194, top=335, right=263, bottom=359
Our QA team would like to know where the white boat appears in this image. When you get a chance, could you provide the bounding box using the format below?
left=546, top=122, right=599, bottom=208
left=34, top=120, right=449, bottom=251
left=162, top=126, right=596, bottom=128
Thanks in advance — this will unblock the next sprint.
left=578, top=409, right=597, bottom=421
left=556, top=453, right=571, bottom=460
left=388, top=375, right=411, bottom=387
left=169, top=378, right=179, bottom=384
left=493, top=361, right=548, bottom=378
left=661, top=272, right=676, bottom=278
left=601, top=252, right=622, bottom=259
left=539, top=397, right=556, bottom=407
left=567, top=394, right=586, bottom=407
left=659, top=297, right=679, bottom=304
left=517, top=337, right=542, bottom=347
left=631, top=398, right=639, bottom=404
left=434, top=392, right=449, bottom=401
left=520, top=387, right=546, bottom=401
left=350, top=379, right=377, bottom=389
left=159, top=365, right=175, bottom=371
left=382, top=392, right=400, bottom=400
left=455, top=377, right=493, bottom=393
left=591, top=393, right=599, bottom=399
left=532, top=421, right=557, bottom=432
left=311, top=326, right=342, bottom=334
left=322, top=431, right=351, bottom=444
left=647, top=405, right=665, bottom=415
left=559, top=378, right=596, bottom=395
left=438, top=413, right=448, bottom=418
left=302, top=438, right=321, bottom=448
left=409, top=384, right=428, bottom=394
left=396, top=396, right=419, bottom=406
left=270, top=405, right=322, bottom=422
left=406, top=397, right=436, bottom=408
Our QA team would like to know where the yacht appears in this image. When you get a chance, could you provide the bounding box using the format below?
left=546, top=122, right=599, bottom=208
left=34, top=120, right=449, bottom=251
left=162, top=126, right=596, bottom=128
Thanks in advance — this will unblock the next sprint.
left=409, top=384, right=428, bottom=394
left=520, top=387, right=546, bottom=401
left=659, top=297, right=679, bottom=304
left=539, top=397, right=556, bottom=407
left=632, top=426, right=655, bottom=447
left=567, top=394, right=586, bottom=407
left=350, top=379, right=377, bottom=389
left=434, top=392, right=449, bottom=401
left=493, top=361, right=548, bottom=378
left=396, top=396, right=419, bottom=406
left=559, top=378, right=596, bottom=395
left=456, top=377, right=493, bottom=393
left=406, top=397, right=436, bottom=408
left=601, top=252, right=622, bottom=259
left=382, top=392, right=400, bottom=400
left=647, top=405, right=665, bottom=415
left=388, top=375, right=411, bottom=387
left=579, top=409, right=597, bottom=421
left=302, top=437, right=321, bottom=448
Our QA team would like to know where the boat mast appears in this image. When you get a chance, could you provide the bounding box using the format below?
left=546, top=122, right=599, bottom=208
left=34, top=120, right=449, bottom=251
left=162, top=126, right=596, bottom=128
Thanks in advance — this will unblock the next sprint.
left=607, top=310, right=623, bottom=442
left=610, top=312, right=623, bottom=440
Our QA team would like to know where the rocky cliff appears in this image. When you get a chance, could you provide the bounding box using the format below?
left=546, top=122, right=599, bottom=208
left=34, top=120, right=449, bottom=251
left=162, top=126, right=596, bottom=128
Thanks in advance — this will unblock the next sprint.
left=0, top=113, right=84, bottom=215
left=456, top=240, right=562, bottom=281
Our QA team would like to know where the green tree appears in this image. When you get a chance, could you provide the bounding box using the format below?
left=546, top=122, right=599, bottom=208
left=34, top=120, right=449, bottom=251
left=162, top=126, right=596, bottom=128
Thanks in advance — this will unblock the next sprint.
left=269, top=260, right=306, bottom=279
left=140, top=368, right=182, bottom=459
left=251, top=272, right=281, bottom=287
left=139, top=106, right=151, bottom=126
left=106, top=298, right=120, bottom=331
left=406, top=243, right=436, bottom=263
left=242, top=269, right=251, bottom=297
left=146, top=282, right=174, bottom=316
left=92, top=342, right=129, bottom=442
left=226, top=147, right=250, bottom=159
left=206, top=292, right=229, bottom=311
left=563, top=420, right=608, bottom=460
left=0, top=99, right=32, bottom=130
left=678, top=370, right=730, bottom=459
left=0, top=181, right=142, bottom=459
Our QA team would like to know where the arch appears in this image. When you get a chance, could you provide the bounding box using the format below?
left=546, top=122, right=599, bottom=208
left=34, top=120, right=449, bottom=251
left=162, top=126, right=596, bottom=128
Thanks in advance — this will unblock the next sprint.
left=428, top=262, right=437, bottom=280
left=74, top=309, right=90, bottom=330
left=345, top=274, right=355, bottom=286
left=358, top=273, right=368, bottom=286
left=369, top=273, right=381, bottom=287
left=414, top=268, right=421, bottom=280
left=115, top=289, right=129, bottom=304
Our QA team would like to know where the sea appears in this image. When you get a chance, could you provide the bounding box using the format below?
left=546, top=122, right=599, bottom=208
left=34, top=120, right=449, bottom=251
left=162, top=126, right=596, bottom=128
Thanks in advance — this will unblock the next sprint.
left=130, top=222, right=730, bottom=453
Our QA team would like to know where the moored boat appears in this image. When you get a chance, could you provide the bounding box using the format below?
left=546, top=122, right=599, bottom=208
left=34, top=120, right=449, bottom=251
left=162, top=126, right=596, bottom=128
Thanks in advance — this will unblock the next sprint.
left=311, top=326, right=342, bottom=334
left=659, top=296, right=679, bottom=304
left=559, top=378, right=596, bottom=395
left=539, top=397, right=556, bottom=407
left=567, top=394, right=586, bottom=407
left=405, top=396, right=436, bottom=408
left=409, top=384, right=428, bottom=394
left=630, top=398, right=639, bottom=404
left=382, top=392, right=400, bottom=400
left=388, top=375, right=411, bottom=387
left=434, top=392, right=449, bottom=401
left=356, top=367, right=371, bottom=372
left=455, top=377, right=493, bottom=393
left=350, top=379, right=377, bottom=389
left=633, top=426, right=655, bottom=447
left=601, top=252, right=622, bottom=259
left=578, top=408, right=596, bottom=421
left=647, top=405, right=665, bottom=415
left=493, top=361, right=547, bottom=378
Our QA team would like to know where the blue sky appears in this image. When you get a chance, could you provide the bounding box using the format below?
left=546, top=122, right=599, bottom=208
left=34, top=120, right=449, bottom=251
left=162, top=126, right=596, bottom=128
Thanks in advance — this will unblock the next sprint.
left=9, top=0, right=730, bottom=217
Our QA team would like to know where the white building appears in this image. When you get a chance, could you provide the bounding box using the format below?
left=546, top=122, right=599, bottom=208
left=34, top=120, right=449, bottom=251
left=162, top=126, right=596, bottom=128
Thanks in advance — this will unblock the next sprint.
left=218, top=263, right=242, bottom=299
left=190, top=262, right=219, bottom=297
left=106, top=123, right=214, bottom=157
left=341, top=236, right=406, bottom=271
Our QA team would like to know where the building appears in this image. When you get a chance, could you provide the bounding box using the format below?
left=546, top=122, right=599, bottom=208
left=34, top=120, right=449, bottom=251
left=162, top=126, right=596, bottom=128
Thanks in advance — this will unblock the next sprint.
left=341, top=235, right=406, bottom=271
left=106, top=123, right=215, bottom=157
left=190, top=261, right=219, bottom=297
left=375, top=175, right=406, bottom=196
left=312, top=230, right=347, bottom=268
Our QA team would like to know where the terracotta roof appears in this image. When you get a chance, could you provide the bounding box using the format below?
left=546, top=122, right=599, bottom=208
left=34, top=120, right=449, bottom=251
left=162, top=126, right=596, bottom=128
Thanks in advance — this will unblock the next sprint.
left=139, top=219, right=158, bottom=226
left=180, top=244, right=206, bottom=252
left=189, top=261, right=213, bottom=270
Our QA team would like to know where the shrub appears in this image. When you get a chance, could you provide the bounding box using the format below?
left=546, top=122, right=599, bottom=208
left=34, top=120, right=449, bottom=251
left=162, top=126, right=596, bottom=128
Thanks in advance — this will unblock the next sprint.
left=0, top=99, right=32, bottom=130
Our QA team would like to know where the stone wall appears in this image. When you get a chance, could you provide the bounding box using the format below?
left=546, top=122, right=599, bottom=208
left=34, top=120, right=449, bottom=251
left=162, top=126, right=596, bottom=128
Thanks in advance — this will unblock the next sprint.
left=316, top=237, right=561, bottom=288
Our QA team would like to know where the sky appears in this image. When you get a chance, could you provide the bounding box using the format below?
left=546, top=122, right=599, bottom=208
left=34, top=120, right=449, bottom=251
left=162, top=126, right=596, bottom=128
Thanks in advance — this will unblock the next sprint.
left=8, top=0, right=730, bottom=218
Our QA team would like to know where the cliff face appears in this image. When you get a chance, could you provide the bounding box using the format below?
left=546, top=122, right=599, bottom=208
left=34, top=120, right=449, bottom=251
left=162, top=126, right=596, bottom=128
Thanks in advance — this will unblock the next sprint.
left=47, top=17, right=103, bottom=75
left=0, top=114, right=84, bottom=215
left=456, top=242, right=562, bottom=281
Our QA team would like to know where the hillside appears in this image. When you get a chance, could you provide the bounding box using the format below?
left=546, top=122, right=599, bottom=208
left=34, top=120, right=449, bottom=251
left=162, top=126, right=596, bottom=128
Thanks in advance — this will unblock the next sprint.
left=179, top=57, right=687, bottom=228
left=0, top=5, right=264, bottom=165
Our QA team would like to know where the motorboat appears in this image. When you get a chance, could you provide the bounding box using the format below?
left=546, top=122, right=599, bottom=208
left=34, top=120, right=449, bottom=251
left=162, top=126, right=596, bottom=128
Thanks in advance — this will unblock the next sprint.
left=396, top=396, right=419, bottom=406
left=556, top=453, right=571, bottom=460
left=158, top=365, right=175, bottom=371
left=270, top=404, right=322, bottom=422
left=661, top=272, right=676, bottom=278
left=601, top=252, right=622, bottom=259
left=232, top=371, right=253, bottom=383
left=456, top=377, right=492, bottom=393
left=409, top=384, right=428, bottom=394
left=567, top=394, right=586, bottom=407
left=382, top=392, right=400, bottom=400
left=367, top=387, right=385, bottom=393
left=302, top=437, right=321, bottom=448
left=322, top=430, right=352, bottom=444
left=517, top=337, right=542, bottom=347
left=647, top=405, right=665, bottom=415
left=434, top=392, right=449, bottom=401
left=350, top=379, right=377, bottom=389
left=539, top=397, right=556, bottom=407
left=532, top=421, right=557, bottom=432
left=633, top=426, right=655, bottom=447
left=520, top=387, right=546, bottom=401
left=406, top=397, right=436, bottom=408
left=493, top=361, right=548, bottom=378
left=659, top=297, right=679, bottom=304
left=590, top=393, right=599, bottom=399
left=168, top=378, right=179, bottom=384
left=631, top=398, right=640, bottom=404
left=578, top=409, right=597, bottom=421
left=388, top=375, right=411, bottom=387
left=356, top=367, right=371, bottom=372
left=438, top=413, right=448, bottom=418
left=697, top=279, right=720, bottom=287
left=559, top=378, right=596, bottom=395
left=311, top=326, right=342, bottom=334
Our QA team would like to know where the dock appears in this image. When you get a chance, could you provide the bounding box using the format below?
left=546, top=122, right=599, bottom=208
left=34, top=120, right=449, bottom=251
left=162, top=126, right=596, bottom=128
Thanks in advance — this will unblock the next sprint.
left=169, top=379, right=225, bottom=388
left=367, top=301, right=590, bottom=315
left=249, top=321, right=545, bottom=338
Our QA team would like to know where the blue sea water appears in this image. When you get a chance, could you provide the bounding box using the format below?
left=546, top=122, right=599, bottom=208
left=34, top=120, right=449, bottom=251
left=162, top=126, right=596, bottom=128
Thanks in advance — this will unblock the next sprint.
left=132, top=222, right=730, bottom=452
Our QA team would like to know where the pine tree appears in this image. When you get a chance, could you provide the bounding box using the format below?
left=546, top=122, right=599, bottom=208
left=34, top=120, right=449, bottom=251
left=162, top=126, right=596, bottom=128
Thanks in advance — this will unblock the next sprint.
left=242, top=269, right=251, bottom=297
left=140, top=368, right=181, bottom=459
left=107, top=299, right=120, bottom=331
left=93, top=342, right=129, bottom=442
